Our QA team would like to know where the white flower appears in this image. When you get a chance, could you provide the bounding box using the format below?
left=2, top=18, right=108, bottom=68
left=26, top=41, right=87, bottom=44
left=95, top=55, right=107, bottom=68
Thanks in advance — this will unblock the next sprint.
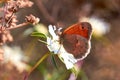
left=47, top=25, right=77, bottom=69
left=47, top=25, right=60, bottom=54
left=58, top=45, right=77, bottom=69
left=2, top=45, right=30, bottom=73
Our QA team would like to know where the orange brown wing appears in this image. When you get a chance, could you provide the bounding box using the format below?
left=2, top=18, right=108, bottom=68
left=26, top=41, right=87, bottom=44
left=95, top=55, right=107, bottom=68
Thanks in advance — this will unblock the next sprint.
left=63, top=22, right=92, bottom=40
left=60, top=22, right=92, bottom=59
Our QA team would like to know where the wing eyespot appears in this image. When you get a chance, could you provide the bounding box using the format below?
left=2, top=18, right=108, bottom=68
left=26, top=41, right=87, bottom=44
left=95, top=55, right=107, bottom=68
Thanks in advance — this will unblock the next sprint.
left=81, top=26, right=85, bottom=30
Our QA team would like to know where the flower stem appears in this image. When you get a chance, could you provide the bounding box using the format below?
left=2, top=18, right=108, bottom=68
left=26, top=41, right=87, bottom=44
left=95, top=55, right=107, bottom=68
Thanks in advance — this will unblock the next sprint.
left=5, top=12, right=14, bottom=27
left=8, top=22, right=30, bottom=30
left=24, top=52, right=50, bottom=80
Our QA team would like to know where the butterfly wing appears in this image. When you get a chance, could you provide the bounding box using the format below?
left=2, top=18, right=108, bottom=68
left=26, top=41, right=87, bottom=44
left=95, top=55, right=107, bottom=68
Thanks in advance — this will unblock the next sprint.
left=61, top=22, right=92, bottom=59
left=62, top=22, right=92, bottom=40
left=62, top=34, right=89, bottom=59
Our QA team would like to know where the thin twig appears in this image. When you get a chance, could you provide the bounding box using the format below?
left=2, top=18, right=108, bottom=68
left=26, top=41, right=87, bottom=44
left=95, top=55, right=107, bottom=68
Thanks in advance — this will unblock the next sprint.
left=2, top=3, right=7, bottom=26
left=5, top=12, right=14, bottom=27
left=8, top=22, right=30, bottom=30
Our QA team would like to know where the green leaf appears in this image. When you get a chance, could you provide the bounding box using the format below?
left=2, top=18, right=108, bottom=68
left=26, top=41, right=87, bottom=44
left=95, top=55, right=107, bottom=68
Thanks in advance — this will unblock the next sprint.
left=31, top=32, right=47, bottom=40
left=51, top=54, right=58, bottom=69
left=38, top=39, right=47, bottom=45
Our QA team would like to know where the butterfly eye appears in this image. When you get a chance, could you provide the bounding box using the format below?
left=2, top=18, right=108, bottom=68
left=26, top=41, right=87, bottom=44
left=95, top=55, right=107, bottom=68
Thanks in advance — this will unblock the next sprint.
left=81, top=26, right=85, bottom=29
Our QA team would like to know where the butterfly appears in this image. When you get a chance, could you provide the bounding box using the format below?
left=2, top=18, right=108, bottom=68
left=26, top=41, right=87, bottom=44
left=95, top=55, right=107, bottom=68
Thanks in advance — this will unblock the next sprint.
left=60, top=22, right=92, bottom=60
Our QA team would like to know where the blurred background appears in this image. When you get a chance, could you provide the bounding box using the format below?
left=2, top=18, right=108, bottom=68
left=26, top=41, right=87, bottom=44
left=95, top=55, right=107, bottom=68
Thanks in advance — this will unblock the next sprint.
left=0, top=0, right=120, bottom=80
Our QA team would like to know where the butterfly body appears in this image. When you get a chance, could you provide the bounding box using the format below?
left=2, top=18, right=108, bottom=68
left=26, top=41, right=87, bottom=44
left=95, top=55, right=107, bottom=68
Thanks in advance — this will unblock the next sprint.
left=60, top=22, right=92, bottom=59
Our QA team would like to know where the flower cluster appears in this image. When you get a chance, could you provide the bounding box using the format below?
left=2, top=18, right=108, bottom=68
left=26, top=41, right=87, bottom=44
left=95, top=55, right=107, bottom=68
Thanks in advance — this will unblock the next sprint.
left=0, top=0, right=40, bottom=60
left=0, top=30, right=13, bottom=45
left=0, top=0, right=40, bottom=44
left=0, top=47, right=4, bottom=60
left=25, top=14, right=40, bottom=25
left=2, top=45, right=30, bottom=73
